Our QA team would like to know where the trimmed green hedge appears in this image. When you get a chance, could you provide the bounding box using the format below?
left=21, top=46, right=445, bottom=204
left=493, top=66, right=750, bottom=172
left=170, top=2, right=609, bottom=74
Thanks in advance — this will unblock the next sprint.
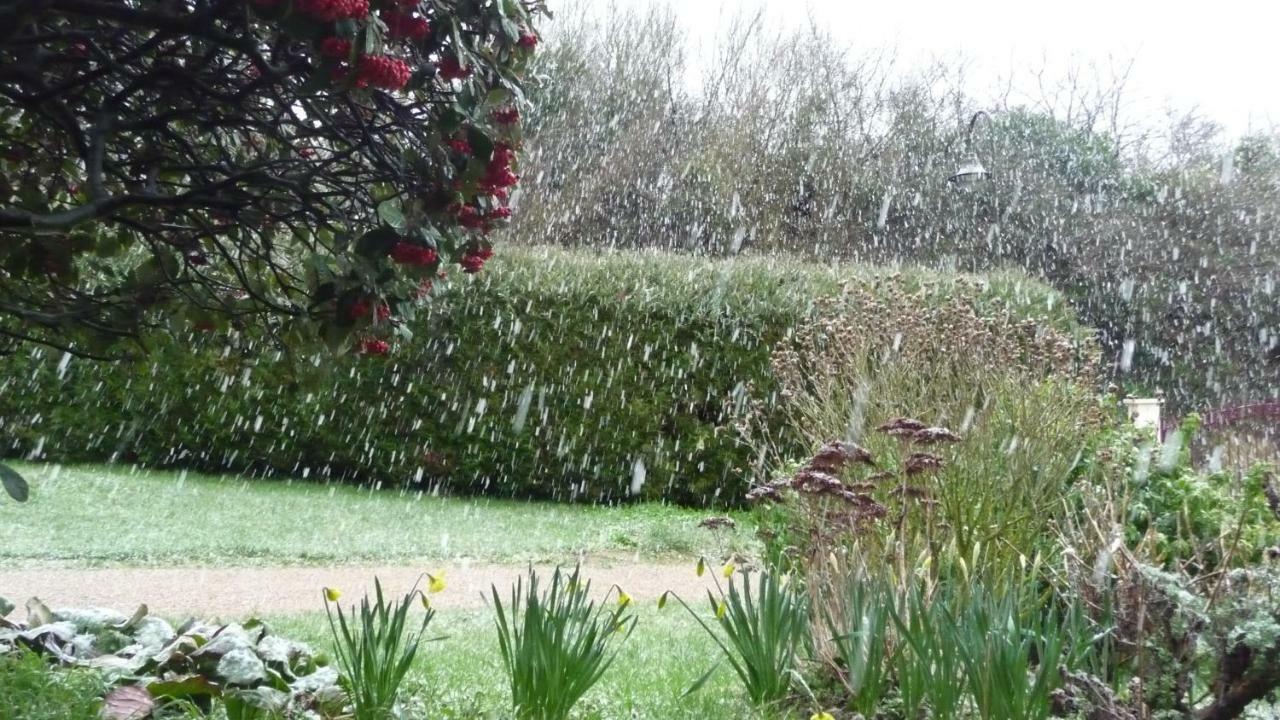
left=0, top=247, right=1078, bottom=506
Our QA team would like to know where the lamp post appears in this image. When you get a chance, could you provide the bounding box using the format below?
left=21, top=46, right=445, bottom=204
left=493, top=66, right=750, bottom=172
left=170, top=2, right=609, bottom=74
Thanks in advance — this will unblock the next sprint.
left=948, top=110, right=994, bottom=186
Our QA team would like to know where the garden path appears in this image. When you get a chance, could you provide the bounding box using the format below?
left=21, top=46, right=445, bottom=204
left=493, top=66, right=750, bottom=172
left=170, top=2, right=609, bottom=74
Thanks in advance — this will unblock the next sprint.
left=0, top=562, right=721, bottom=617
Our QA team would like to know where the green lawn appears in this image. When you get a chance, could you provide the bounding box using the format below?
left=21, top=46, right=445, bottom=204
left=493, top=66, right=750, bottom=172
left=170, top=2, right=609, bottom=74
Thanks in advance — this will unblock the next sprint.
left=0, top=463, right=755, bottom=567
left=266, top=606, right=785, bottom=720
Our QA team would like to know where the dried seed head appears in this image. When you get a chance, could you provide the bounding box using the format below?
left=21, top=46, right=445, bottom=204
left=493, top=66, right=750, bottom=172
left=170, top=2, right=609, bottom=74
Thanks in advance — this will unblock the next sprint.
left=698, top=516, right=736, bottom=531
left=911, top=426, right=963, bottom=444
left=745, top=484, right=785, bottom=504
left=876, top=417, right=927, bottom=434
left=807, top=440, right=875, bottom=472
left=904, top=452, right=945, bottom=476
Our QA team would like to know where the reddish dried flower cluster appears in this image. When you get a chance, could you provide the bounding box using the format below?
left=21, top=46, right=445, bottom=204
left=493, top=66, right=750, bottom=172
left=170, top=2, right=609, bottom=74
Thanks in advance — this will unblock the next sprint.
left=459, top=246, right=493, bottom=273
left=491, top=107, right=520, bottom=125
left=381, top=10, right=430, bottom=40
left=295, top=0, right=369, bottom=22
left=806, top=440, right=875, bottom=473
left=389, top=241, right=438, bottom=266
left=437, top=55, right=471, bottom=81
left=319, top=37, right=352, bottom=59
left=517, top=31, right=539, bottom=49
left=355, top=55, right=412, bottom=90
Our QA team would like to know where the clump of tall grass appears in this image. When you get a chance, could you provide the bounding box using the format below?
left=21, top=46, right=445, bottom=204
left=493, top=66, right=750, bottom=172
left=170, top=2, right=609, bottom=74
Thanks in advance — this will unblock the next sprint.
left=491, top=566, right=636, bottom=720
left=323, top=577, right=436, bottom=720
left=665, top=565, right=809, bottom=707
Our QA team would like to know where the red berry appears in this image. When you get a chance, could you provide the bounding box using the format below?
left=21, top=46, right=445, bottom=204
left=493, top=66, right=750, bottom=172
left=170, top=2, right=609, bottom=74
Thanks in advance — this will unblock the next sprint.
left=349, top=298, right=370, bottom=319
left=358, top=338, right=391, bottom=356
left=296, top=0, right=368, bottom=22
left=381, top=10, right=430, bottom=40
left=389, top=241, right=439, bottom=266
left=320, top=37, right=353, bottom=59
left=448, top=138, right=472, bottom=155
left=488, top=206, right=512, bottom=220
left=437, top=55, right=471, bottom=81
left=491, top=107, right=520, bottom=125
left=375, top=302, right=391, bottom=321
left=518, top=32, right=539, bottom=49
left=356, top=55, right=412, bottom=90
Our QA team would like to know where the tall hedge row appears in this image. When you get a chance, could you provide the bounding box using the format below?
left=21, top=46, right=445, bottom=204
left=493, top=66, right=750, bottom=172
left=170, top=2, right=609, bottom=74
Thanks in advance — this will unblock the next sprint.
left=0, top=247, right=1077, bottom=506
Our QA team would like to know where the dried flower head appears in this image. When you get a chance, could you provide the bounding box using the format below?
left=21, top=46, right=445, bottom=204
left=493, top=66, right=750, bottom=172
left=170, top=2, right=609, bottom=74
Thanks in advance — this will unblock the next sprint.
left=876, top=417, right=927, bottom=434
left=911, top=426, right=963, bottom=444
left=698, top=516, right=737, bottom=531
left=806, top=440, right=875, bottom=473
left=904, top=452, right=945, bottom=476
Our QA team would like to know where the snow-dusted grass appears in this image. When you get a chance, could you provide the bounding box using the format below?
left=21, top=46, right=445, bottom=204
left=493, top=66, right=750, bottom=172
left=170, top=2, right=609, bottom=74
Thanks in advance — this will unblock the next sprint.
left=0, top=463, right=755, bottom=567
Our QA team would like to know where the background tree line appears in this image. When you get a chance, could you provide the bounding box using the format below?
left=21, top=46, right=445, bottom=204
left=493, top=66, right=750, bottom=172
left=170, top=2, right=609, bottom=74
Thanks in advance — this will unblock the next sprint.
left=509, top=4, right=1280, bottom=415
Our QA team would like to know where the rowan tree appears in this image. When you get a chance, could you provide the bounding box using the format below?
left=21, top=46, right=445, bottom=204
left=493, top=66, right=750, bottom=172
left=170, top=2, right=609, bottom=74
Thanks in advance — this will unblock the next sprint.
left=0, top=0, right=545, bottom=358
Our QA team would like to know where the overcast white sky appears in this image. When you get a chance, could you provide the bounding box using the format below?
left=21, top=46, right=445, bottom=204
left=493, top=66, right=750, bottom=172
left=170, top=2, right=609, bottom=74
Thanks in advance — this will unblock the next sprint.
left=578, top=0, right=1280, bottom=138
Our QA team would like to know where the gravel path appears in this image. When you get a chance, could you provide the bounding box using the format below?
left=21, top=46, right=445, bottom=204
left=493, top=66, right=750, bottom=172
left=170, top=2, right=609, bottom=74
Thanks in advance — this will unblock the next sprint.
left=0, top=563, right=720, bottom=617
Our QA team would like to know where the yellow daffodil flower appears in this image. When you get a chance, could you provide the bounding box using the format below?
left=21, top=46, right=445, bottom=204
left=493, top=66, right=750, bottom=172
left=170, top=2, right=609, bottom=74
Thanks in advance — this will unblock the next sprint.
left=617, top=590, right=632, bottom=609
left=696, top=558, right=706, bottom=577
left=715, top=600, right=727, bottom=620
left=323, top=587, right=341, bottom=603
left=427, top=572, right=446, bottom=594
left=722, top=562, right=735, bottom=578
left=811, top=712, right=835, bottom=720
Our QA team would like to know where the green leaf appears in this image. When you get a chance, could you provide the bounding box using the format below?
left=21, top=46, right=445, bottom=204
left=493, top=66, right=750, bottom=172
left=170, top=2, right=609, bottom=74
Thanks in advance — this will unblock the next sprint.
left=377, top=200, right=406, bottom=230
left=0, top=462, right=28, bottom=502
left=148, top=675, right=222, bottom=699
left=683, top=660, right=723, bottom=696
left=353, top=226, right=400, bottom=259
left=0, top=596, right=13, bottom=617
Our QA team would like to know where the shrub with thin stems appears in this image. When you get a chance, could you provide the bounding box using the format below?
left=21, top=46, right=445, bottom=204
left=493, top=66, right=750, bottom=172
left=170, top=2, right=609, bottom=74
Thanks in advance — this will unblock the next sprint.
left=323, top=577, right=436, bottom=720
left=491, top=566, right=636, bottom=720
left=666, top=565, right=809, bottom=707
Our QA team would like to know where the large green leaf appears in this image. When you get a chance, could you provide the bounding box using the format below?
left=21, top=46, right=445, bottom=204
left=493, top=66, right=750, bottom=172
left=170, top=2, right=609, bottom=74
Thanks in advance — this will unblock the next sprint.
left=148, top=675, right=222, bottom=699
left=0, top=462, right=28, bottom=502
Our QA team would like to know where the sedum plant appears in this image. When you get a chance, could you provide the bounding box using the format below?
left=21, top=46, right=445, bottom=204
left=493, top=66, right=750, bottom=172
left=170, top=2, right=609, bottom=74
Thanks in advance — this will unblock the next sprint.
left=323, top=577, right=437, bottom=720
left=491, top=566, right=636, bottom=720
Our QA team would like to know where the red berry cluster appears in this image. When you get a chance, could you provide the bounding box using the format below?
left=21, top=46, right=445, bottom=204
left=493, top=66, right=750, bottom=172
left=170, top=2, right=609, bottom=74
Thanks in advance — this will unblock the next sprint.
left=320, top=37, right=352, bottom=59
left=479, top=142, right=519, bottom=196
left=355, top=55, right=412, bottom=90
left=358, top=337, right=391, bottom=355
left=295, top=0, right=369, bottom=22
left=382, top=10, right=430, bottom=40
left=437, top=55, right=472, bottom=81
left=491, top=107, right=520, bottom=125
left=447, top=137, right=472, bottom=155
left=389, top=241, right=438, bottom=266
left=459, top=246, right=494, bottom=274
